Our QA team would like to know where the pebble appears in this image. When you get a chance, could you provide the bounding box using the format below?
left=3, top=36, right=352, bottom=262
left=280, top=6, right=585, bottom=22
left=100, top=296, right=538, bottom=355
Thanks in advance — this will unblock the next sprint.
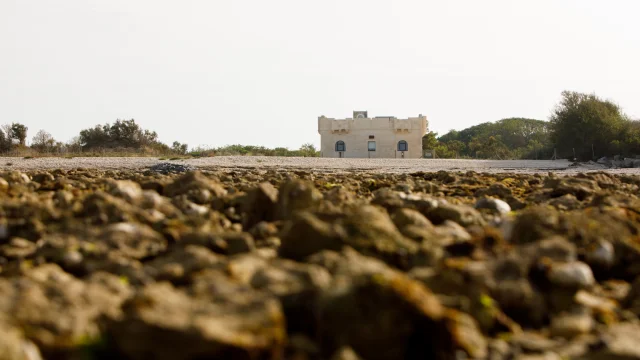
left=475, top=197, right=512, bottom=215
left=550, top=312, right=594, bottom=338
left=548, top=261, right=595, bottom=289
left=585, top=240, right=615, bottom=267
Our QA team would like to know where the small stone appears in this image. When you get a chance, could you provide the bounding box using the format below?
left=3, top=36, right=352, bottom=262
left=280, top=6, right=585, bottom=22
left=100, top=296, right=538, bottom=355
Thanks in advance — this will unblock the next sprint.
left=0, top=222, right=8, bottom=240
left=0, top=237, right=37, bottom=258
left=434, top=220, right=472, bottom=243
left=516, top=352, right=562, bottom=360
left=62, top=250, right=84, bottom=267
left=163, top=171, right=227, bottom=199
left=107, top=180, right=143, bottom=203
left=487, top=339, right=510, bottom=360
left=475, top=197, right=512, bottom=215
left=511, top=332, right=561, bottom=353
left=275, top=179, right=323, bottom=220
left=427, top=202, right=485, bottom=227
left=583, top=323, right=640, bottom=359
left=391, top=208, right=434, bottom=230
left=548, top=261, right=595, bottom=289
left=330, top=346, right=362, bottom=360
left=220, top=232, right=255, bottom=255
left=585, top=240, right=615, bottom=268
left=550, top=312, right=594, bottom=338
left=394, top=183, right=413, bottom=194
left=536, top=236, right=576, bottom=262
left=0, top=322, right=43, bottom=360
left=548, top=194, right=581, bottom=211
left=242, top=182, right=279, bottom=228
left=445, top=310, right=488, bottom=359
left=0, top=177, right=9, bottom=191
left=54, top=190, right=74, bottom=207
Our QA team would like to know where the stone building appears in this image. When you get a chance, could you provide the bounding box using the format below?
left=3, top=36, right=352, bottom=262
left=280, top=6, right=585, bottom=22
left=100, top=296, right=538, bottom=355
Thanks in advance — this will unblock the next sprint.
left=318, top=111, right=428, bottom=158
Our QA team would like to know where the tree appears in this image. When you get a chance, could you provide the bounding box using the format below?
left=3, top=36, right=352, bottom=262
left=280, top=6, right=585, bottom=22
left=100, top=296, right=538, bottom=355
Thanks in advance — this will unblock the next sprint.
left=31, top=130, right=55, bottom=152
left=9, top=123, right=28, bottom=146
left=0, top=129, right=11, bottom=152
left=0, top=125, right=11, bottom=140
left=549, top=91, right=628, bottom=160
left=469, top=135, right=511, bottom=159
left=66, top=136, right=83, bottom=153
left=446, top=140, right=466, bottom=158
left=79, top=124, right=109, bottom=149
left=172, top=141, right=188, bottom=155
left=436, top=117, right=552, bottom=159
left=422, top=131, right=439, bottom=150
left=79, top=119, right=163, bottom=151
left=299, top=143, right=318, bottom=157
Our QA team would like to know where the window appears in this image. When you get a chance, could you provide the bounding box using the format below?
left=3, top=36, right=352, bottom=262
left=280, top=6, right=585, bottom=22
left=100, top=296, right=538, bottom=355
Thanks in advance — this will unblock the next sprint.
left=398, top=140, right=408, bottom=152
left=369, top=135, right=375, bottom=139
left=335, top=141, right=345, bottom=152
left=368, top=141, right=376, bottom=151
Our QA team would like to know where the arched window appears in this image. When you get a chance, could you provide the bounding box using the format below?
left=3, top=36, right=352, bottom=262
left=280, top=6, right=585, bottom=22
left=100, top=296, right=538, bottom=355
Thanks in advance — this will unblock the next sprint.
left=335, top=141, right=346, bottom=152
left=398, top=140, right=408, bottom=152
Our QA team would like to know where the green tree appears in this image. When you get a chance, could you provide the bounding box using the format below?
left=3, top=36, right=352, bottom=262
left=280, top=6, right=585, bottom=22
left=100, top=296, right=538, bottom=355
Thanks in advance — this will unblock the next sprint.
left=446, top=140, right=466, bottom=158
left=172, top=141, right=188, bottom=155
left=469, top=135, right=511, bottom=159
left=79, top=119, right=163, bottom=151
left=9, top=123, right=28, bottom=146
left=422, top=131, right=439, bottom=150
left=299, top=143, right=318, bottom=157
left=549, top=91, right=628, bottom=160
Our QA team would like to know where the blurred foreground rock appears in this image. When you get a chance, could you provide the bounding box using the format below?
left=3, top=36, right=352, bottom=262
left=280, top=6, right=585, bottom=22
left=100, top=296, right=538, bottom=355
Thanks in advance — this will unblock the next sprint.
left=1, top=168, right=640, bottom=359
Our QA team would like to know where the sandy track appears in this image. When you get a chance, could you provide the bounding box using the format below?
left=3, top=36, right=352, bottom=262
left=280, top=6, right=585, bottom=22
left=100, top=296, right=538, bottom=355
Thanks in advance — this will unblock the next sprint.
left=0, top=156, right=637, bottom=174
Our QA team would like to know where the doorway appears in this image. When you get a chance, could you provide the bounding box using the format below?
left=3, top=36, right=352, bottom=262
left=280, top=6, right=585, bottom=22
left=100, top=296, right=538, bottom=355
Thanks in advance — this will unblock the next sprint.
left=367, top=140, right=376, bottom=158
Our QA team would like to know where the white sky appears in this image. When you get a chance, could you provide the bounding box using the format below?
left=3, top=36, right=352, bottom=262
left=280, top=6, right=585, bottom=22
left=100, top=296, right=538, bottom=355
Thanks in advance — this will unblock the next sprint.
left=1, top=0, right=639, bottom=149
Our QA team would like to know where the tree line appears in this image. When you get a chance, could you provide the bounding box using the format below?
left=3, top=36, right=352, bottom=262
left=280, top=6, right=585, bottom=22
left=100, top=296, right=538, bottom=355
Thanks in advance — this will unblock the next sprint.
left=0, top=119, right=320, bottom=157
left=423, top=91, right=639, bottom=160
left=3, top=90, right=635, bottom=160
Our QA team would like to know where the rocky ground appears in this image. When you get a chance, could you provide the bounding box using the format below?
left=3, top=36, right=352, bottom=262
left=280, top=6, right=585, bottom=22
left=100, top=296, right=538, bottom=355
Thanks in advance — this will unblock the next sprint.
left=2, top=164, right=640, bottom=359
left=2, top=156, right=636, bottom=175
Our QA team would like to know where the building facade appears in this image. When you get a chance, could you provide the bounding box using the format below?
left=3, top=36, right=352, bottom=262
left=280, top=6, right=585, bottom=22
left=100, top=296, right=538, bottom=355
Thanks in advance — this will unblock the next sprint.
left=318, top=111, right=428, bottom=158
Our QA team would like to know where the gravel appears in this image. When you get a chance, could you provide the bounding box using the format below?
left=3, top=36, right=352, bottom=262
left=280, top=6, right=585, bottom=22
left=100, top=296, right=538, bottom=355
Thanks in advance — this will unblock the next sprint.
left=2, top=156, right=639, bottom=174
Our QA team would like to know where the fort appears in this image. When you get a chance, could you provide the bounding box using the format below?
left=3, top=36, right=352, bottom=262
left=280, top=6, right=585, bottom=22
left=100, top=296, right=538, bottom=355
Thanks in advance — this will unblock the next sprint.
left=318, top=111, right=428, bottom=158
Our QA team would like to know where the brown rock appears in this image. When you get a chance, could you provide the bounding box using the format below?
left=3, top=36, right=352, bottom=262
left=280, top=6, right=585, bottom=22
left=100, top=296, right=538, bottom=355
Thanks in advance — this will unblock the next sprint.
left=316, top=271, right=453, bottom=360
left=0, top=264, right=130, bottom=357
left=109, top=282, right=286, bottom=360
left=275, top=179, right=323, bottom=220
left=426, top=201, right=486, bottom=227
left=163, top=171, right=227, bottom=199
left=241, top=182, right=278, bottom=228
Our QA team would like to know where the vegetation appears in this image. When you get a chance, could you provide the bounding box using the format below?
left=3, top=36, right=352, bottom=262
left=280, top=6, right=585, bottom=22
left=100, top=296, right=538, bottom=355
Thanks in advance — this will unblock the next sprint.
left=78, top=119, right=169, bottom=153
left=429, top=118, right=552, bottom=159
left=0, top=118, right=320, bottom=158
left=426, top=91, right=639, bottom=160
left=549, top=91, right=638, bottom=160
left=188, top=143, right=319, bottom=157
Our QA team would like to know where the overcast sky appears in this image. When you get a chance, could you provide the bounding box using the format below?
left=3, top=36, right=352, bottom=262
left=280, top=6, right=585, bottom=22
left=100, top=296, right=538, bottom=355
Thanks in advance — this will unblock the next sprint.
left=1, top=1, right=639, bottom=149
